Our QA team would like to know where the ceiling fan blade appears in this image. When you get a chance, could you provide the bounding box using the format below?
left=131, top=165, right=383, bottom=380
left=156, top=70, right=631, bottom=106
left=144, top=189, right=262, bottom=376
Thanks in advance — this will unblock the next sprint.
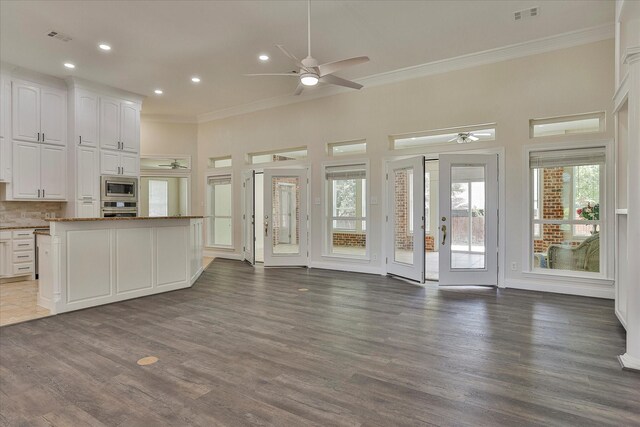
left=319, top=56, right=369, bottom=77
left=293, top=83, right=305, bottom=96
left=244, top=73, right=299, bottom=77
left=276, top=44, right=307, bottom=70
left=320, top=74, right=363, bottom=90
left=447, top=136, right=458, bottom=142
left=468, top=135, right=479, bottom=141
left=473, top=133, right=492, bottom=136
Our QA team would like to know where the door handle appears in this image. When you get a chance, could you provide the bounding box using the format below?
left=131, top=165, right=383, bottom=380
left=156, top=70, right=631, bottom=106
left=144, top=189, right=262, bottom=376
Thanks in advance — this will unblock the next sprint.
left=441, top=224, right=447, bottom=245
left=264, top=216, right=269, bottom=237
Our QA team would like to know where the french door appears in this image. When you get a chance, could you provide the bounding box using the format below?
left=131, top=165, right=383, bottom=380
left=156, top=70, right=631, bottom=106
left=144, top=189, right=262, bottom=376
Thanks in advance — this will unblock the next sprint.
left=386, top=156, right=425, bottom=282
left=438, top=154, right=498, bottom=285
left=241, top=170, right=255, bottom=265
left=263, top=168, right=308, bottom=267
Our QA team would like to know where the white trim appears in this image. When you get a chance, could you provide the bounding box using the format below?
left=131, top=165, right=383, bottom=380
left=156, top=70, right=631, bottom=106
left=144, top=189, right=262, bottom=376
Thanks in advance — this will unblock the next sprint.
left=65, top=76, right=144, bottom=104
left=505, top=278, right=614, bottom=299
left=522, top=139, right=614, bottom=280
left=196, top=24, right=614, bottom=123
left=618, top=353, right=640, bottom=372
left=204, top=172, right=234, bottom=250
left=614, top=73, right=629, bottom=112
left=203, top=250, right=243, bottom=260
left=140, top=154, right=192, bottom=172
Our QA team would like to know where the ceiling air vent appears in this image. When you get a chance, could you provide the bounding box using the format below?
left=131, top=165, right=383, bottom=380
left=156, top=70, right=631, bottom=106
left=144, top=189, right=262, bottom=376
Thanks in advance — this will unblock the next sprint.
left=514, top=7, right=539, bottom=21
left=47, top=31, right=72, bottom=42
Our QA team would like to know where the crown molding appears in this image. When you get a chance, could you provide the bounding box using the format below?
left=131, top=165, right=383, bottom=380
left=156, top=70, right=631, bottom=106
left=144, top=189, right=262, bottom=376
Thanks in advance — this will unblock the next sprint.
left=141, top=114, right=198, bottom=124
left=197, top=24, right=614, bottom=124
left=66, top=76, right=145, bottom=104
left=624, top=46, right=640, bottom=64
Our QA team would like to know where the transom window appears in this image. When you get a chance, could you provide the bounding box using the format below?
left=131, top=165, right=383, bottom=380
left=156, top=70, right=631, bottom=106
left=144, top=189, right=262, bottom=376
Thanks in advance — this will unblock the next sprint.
left=391, top=125, right=496, bottom=150
left=328, top=139, right=367, bottom=156
left=248, top=147, right=307, bottom=164
left=209, top=156, right=232, bottom=168
left=530, top=112, right=605, bottom=138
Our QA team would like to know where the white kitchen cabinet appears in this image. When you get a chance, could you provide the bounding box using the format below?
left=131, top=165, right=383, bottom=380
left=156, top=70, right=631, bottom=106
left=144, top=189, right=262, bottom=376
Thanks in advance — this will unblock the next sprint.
left=100, top=150, right=138, bottom=177
left=76, top=200, right=99, bottom=218
left=0, top=74, right=10, bottom=140
left=76, top=89, right=99, bottom=147
left=0, top=138, right=10, bottom=182
left=41, top=144, right=67, bottom=200
left=0, top=235, right=11, bottom=278
left=11, top=140, right=66, bottom=200
left=120, top=102, right=139, bottom=153
left=76, top=146, right=99, bottom=199
left=12, top=81, right=40, bottom=143
left=100, top=149, right=120, bottom=175
left=12, top=141, right=40, bottom=198
left=100, top=97, right=120, bottom=151
left=40, top=87, right=66, bottom=146
left=121, top=152, right=139, bottom=176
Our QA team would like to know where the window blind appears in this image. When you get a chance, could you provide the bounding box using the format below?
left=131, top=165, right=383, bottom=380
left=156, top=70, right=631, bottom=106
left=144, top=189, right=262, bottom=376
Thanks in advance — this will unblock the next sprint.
left=529, top=147, right=605, bottom=168
left=208, top=175, right=232, bottom=185
left=325, top=164, right=366, bottom=180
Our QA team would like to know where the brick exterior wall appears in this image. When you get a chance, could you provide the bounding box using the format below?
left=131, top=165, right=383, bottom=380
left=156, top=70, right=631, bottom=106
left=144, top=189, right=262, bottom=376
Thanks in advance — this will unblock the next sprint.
left=332, top=232, right=366, bottom=247
left=533, top=167, right=581, bottom=253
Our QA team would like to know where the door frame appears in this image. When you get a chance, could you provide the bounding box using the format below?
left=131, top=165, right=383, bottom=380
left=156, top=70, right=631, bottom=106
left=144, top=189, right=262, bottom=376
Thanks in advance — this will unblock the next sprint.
left=241, top=170, right=255, bottom=264
left=382, top=146, right=505, bottom=287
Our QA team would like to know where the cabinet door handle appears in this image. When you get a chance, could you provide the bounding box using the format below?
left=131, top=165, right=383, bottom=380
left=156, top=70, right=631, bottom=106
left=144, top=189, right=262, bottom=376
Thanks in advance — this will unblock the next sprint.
left=37, top=132, right=40, bottom=141
left=42, top=133, right=45, bottom=141
left=17, top=255, right=29, bottom=259
left=17, top=244, right=29, bottom=247
left=79, top=135, right=82, bottom=145
left=18, top=267, right=30, bottom=271
left=37, top=189, right=41, bottom=198
left=42, top=189, right=45, bottom=198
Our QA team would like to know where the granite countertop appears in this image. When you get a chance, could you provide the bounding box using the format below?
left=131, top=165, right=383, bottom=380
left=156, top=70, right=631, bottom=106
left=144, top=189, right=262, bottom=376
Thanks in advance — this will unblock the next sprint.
left=0, top=225, right=51, bottom=231
left=48, top=216, right=204, bottom=222
left=34, top=230, right=51, bottom=236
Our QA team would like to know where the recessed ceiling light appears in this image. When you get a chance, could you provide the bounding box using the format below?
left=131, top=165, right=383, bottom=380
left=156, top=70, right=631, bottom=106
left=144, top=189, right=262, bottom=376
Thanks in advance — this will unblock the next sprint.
left=258, top=54, right=269, bottom=61
left=154, top=89, right=163, bottom=95
left=64, top=62, right=75, bottom=69
left=99, top=43, right=111, bottom=51
left=191, top=76, right=201, bottom=83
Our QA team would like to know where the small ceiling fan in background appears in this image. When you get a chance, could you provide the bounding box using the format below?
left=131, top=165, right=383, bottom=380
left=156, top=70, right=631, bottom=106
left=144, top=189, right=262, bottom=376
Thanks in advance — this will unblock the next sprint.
left=158, top=159, right=187, bottom=169
left=449, top=131, right=493, bottom=144
left=245, top=0, right=369, bottom=95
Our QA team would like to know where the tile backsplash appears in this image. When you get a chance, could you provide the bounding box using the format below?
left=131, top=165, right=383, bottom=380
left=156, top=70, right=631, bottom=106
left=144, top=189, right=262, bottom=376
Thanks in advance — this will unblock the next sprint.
left=0, top=201, right=65, bottom=227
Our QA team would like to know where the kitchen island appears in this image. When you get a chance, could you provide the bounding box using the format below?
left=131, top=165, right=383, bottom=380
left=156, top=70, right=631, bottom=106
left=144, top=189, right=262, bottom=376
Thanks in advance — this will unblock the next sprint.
left=37, top=216, right=204, bottom=314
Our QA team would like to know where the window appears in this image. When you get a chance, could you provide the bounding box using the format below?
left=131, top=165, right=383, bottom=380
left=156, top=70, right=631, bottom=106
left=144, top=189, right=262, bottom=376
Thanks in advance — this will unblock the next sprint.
left=392, top=126, right=495, bottom=150
left=530, top=112, right=605, bottom=138
left=249, top=147, right=307, bottom=164
left=140, top=156, right=191, bottom=171
left=209, top=156, right=232, bottom=168
left=207, top=175, right=233, bottom=247
left=529, top=147, right=605, bottom=274
left=148, top=180, right=168, bottom=216
left=328, top=140, right=367, bottom=156
left=325, top=164, right=367, bottom=257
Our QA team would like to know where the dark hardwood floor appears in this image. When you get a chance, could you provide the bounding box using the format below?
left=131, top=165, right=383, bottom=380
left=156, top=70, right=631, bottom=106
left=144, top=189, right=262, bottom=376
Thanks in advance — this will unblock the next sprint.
left=1, top=259, right=638, bottom=426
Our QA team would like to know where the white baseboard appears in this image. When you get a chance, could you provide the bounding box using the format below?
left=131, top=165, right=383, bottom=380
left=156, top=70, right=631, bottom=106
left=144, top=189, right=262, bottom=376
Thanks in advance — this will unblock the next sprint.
left=618, top=353, right=640, bottom=372
left=309, top=261, right=383, bottom=276
left=203, top=250, right=243, bottom=260
left=504, top=278, right=614, bottom=299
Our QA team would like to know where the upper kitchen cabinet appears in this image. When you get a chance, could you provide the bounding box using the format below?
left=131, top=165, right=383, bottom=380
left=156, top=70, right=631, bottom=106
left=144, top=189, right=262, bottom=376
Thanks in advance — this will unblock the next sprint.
left=11, top=140, right=66, bottom=200
left=0, top=75, right=11, bottom=182
left=75, top=89, right=99, bottom=147
left=12, top=80, right=66, bottom=146
left=99, top=98, right=139, bottom=153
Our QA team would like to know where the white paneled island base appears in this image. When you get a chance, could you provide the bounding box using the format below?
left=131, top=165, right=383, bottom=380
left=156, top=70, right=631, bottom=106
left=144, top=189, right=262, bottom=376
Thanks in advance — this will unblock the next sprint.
left=37, top=216, right=204, bottom=314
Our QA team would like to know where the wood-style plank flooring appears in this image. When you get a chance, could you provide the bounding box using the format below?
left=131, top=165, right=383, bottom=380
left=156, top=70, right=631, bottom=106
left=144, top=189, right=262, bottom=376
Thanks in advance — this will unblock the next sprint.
left=1, top=259, right=638, bottom=426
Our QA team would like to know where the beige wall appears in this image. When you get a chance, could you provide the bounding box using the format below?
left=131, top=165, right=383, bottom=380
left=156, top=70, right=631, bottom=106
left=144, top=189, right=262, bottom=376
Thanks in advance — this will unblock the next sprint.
left=140, top=120, right=198, bottom=213
left=195, top=39, right=614, bottom=289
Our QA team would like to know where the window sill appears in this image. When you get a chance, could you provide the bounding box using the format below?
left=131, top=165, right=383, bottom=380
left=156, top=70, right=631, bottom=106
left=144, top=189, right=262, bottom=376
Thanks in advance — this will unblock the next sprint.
left=205, top=245, right=235, bottom=251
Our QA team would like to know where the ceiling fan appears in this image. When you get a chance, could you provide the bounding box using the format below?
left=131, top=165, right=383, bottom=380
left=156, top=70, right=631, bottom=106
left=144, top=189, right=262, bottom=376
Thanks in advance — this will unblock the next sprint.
left=244, top=0, right=369, bottom=96
left=449, top=131, right=492, bottom=144
left=158, top=159, right=187, bottom=169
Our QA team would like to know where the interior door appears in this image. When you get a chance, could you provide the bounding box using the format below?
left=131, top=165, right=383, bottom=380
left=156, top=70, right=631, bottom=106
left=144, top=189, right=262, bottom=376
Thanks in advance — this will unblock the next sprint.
left=386, top=156, right=425, bottom=282
left=263, top=168, right=308, bottom=267
left=438, top=154, right=498, bottom=286
left=241, top=170, right=255, bottom=265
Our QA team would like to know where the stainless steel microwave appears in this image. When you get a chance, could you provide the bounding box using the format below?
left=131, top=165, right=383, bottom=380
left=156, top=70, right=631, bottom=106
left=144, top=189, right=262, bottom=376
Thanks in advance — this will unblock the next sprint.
left=101, top=176, right=138, bottom=202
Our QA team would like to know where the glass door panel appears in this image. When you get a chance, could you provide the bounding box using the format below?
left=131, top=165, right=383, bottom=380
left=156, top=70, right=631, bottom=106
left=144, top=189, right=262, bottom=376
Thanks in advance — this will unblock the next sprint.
left=439, top=154, right=498, bottom=286
left=264, top=169, right=308, bottom=266
left=386, top=156, right=425, bottom=282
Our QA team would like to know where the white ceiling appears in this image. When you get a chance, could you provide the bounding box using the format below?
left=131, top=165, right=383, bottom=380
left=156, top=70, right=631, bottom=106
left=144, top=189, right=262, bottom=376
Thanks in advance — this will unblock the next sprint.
left=0, top=0, right=614, bottom=119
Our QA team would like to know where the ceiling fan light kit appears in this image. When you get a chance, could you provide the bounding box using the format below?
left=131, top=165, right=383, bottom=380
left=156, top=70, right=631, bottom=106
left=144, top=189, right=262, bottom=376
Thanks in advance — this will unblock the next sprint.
left=245, top=0, right=369, bottom=95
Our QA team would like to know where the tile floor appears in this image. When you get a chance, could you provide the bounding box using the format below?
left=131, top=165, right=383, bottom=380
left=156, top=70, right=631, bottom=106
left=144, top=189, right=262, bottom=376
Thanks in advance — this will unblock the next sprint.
left=0, top=280, right=51, bottom=327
